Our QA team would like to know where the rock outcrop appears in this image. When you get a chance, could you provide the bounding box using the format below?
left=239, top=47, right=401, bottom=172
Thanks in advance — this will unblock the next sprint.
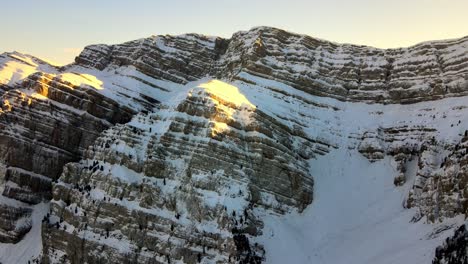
left=0, top=52, right=155, bottom=243
left=218, top=27, right=468, bottom=104
left=76, top=27, right=468, bottom=104
left=432, top=224, right=468, bottom=264
left=406, top=131, right=468, bottom=222
left=42, top=80, right=316, bottom=263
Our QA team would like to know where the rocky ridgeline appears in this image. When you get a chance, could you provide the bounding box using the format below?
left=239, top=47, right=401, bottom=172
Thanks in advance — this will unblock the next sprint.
left=42, top=81, right=318, bottom=263
left=0, top=27, right=467, bottom=263
left=76, top=27, right=468, bottom=104
left=75, top=34, right=228, bottom=84
left=218, top=27, right=468, bottom=103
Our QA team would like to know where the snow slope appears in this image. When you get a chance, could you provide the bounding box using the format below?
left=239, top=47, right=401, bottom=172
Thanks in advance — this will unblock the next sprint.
left=0, top=52, right=58, bottom=85
left=228, top=74, right=467, bottom=264
left=224, top=73, right=467, bottom=263
left=257, top=151, right=464, bottom=264
left=0, top=203, right=48, bottom=264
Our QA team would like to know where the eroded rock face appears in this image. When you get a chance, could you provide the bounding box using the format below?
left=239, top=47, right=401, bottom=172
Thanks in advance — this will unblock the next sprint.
left=0, top=27, right=467, bottom=263
left=42, top=81, right=316, bottom=263
left=432, top=224, right=468, bottom=264
left=0, top=53, right=151, bottom=243
left=76, top=27, right=468, bottom=104
left=405, top=133, right=468, bottom=222
left=354, top=122, right=468, bottom=223
left=216, top=27, right=468, bottom=104
left=0, top=204, right=32, bottom=243
left=357, top=126, right=437, bottom=184
left=355, top=123, right=468, bottom=224
left=75, top=34, right=228, bottom=84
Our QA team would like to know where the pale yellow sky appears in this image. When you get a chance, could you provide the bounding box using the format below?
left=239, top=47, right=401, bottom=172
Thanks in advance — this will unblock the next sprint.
left=1, top=0, right=467, bottom=65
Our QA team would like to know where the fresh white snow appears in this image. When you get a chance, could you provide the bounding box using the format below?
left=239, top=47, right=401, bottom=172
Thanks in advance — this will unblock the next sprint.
left=0, top=203, right=49, bottom=264
left=256, top=150, right=464, bottom=264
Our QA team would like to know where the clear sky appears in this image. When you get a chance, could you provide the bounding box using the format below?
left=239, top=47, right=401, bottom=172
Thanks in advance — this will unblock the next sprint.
left=2, top=0, right=468, bottom=65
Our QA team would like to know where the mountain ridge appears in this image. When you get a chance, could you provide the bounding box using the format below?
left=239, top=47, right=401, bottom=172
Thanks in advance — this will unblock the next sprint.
left=72, top=26, right=468, bottom=104
left=0, top=26, right=467, bottom=263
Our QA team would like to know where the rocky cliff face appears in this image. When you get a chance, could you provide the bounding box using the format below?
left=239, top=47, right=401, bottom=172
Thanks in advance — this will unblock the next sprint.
left=76, top=27, right=468, bottom=104
left=0, top=52, right=158, bottom=244
left=432, top=224, right=468, bottom=264
left=223, top=28, right=468, bottom=104
left=0, top=27, right=468, bottom=263
left=42, top=80, right=318, bottom=263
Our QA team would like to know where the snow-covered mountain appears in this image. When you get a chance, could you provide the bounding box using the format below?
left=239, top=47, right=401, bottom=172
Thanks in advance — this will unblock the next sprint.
left=0, top=26, right=468, bottom=263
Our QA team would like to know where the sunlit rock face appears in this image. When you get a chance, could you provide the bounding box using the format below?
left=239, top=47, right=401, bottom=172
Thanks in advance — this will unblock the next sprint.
left=77, top=27, right=468, bottom=105
left=42, top=80, right=317, bottom=263
left=216, top=27, right=468, bottom=104
left=0, top=27, right=468, bottom=263
left=0, top=53, right=153, bottom=243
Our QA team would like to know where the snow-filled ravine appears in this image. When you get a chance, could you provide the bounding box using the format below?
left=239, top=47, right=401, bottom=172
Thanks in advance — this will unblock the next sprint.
left=256, top=149, right=464, bottom=264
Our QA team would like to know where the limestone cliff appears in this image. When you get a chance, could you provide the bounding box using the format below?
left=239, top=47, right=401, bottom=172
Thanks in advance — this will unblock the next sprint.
left=0, top=27, right=467, bottom=263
